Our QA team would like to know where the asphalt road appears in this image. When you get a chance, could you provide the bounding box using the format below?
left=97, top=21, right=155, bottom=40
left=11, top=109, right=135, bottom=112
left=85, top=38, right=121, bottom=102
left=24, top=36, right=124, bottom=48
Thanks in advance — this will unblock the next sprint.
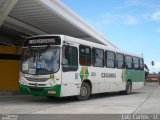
left=0, top=83, right=160, bottom=120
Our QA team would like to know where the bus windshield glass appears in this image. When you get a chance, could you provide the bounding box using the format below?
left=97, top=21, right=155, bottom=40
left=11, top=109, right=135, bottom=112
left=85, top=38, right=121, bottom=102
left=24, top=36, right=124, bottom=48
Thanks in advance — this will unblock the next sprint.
left=21, top=46, right=60, bottom=75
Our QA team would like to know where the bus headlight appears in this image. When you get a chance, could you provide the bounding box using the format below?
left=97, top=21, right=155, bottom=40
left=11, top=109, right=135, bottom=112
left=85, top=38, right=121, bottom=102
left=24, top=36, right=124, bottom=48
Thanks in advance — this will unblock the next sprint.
left=49, top=80, right=56, bottom=87
left=19, top=78, right=26, bottom=85
left=19, top=72, right=25, bottom=78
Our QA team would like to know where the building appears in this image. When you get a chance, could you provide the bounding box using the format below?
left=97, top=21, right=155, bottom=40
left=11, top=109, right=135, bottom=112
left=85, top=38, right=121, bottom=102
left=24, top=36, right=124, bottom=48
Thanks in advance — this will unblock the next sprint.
left=147, top=74, right=160, bottom=82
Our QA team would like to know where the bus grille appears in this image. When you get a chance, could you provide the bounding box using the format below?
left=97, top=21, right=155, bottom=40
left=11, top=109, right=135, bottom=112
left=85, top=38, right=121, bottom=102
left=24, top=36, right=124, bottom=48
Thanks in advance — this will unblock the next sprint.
left=28, top=83, right=46, bottom=87
left=29, top=88, right=43, bottom=93
left=25, top=77, right=48, bottom=82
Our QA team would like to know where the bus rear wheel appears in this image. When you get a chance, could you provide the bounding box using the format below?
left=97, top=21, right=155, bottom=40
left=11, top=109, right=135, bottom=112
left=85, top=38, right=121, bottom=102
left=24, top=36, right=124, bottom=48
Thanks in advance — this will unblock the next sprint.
left=77, top=82, right=91, bottom=101
left=125, top=81, right=132, bottom=95
left=120, top=81, right=132, bottom=95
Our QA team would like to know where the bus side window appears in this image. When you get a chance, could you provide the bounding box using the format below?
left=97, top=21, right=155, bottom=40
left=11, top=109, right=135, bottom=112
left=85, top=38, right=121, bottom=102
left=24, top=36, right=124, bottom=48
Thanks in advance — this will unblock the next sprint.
left=133, top=57, right=140, bottom=70
left=116, top=53, right=125, bottom=69
left=79, top=45, right=91, bottom=66
left=125, top=55, right=133, bottom=69
left=106, top=51, right=115, bottom=68
left=62, top=45, right=78, bottom=72
left=92, top=48, right=104, bottom=67
left=139, top=58, right=144, bottom=70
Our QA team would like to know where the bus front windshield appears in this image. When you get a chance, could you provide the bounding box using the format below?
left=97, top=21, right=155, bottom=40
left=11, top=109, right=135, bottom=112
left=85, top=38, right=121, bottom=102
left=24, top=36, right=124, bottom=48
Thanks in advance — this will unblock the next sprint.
left=21, top=46, right=60, bottom=75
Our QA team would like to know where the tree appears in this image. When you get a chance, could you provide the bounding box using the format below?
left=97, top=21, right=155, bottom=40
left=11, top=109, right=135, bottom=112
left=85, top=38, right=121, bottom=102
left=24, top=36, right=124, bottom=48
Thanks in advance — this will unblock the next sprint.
left=151, top=61, right=155, bottom=73
left=151, top=61, right=155, bottom=66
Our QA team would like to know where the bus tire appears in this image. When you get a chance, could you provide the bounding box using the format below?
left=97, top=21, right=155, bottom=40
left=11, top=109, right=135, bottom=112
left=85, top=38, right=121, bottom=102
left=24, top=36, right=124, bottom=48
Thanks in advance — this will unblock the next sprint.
left=76, top=82, right=91, bottom=101
left=120, top=81, right=132, bottom=95
left=125, top=81, right=132, bottom=95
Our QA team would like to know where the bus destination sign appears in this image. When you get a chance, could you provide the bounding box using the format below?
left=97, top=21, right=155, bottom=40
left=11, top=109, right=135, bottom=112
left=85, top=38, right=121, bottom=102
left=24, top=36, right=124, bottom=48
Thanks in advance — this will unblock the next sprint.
left=24, top=36, right=61, bottom=46
left=29, top=39, right=55, bottom=44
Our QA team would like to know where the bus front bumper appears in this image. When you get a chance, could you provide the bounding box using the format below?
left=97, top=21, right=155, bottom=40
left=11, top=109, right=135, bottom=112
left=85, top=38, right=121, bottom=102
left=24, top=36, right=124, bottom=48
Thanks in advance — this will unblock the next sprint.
left=19, top=84, right=61, bottom=97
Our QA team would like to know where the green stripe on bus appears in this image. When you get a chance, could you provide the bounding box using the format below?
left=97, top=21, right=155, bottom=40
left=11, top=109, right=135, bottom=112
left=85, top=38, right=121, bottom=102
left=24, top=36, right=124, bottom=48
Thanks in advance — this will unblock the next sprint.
left=19, top=84, right=61, bottom=97
left=122, top=69, right=145, bottom=82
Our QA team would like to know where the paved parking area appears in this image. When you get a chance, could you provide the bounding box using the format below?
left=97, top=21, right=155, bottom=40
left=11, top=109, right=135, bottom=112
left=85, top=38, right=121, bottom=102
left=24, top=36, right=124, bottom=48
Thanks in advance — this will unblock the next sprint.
left=0, top=83, right=160, bottom=114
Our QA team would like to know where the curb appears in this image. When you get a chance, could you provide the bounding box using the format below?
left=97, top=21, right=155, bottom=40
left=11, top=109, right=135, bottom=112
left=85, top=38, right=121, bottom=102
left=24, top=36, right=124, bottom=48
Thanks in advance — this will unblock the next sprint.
left=0, top=91, right=19, bottom=95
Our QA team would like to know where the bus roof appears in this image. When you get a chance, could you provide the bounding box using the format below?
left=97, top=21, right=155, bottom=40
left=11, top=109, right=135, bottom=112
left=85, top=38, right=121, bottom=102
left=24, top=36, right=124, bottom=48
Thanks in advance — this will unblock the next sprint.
left=26, top=34, right=143, bottom=58
left=64, top=35, right=143, bottom=58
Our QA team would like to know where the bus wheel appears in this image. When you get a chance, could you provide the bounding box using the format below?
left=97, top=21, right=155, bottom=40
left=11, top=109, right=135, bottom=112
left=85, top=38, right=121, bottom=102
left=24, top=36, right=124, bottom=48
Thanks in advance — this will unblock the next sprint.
left=125, top=81, right=132, bottom=95
left=119, top=81, right=132, bottom=95
left=77, top=82, right=91, bottom=101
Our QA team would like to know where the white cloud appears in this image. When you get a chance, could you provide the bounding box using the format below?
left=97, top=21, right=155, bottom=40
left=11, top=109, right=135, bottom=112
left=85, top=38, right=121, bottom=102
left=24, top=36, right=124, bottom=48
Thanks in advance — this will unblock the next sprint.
left=157, top=28, right=160, bottom=33
left=117, top=0, right=160, bottom=12
left=153, top=61, right=160, bottom=69
left=122, top=15, right=139, bottom=25
left=150, top=11, right=160, bottom=22
left=125, top=0, right=145, bottom=7
left=89, top=13, right=139, bottom=29
left=126, top=0, right=160, bottom=11
left=147, top=61, right=160, bottom=73
left=96, top=13, right=118, bottom=25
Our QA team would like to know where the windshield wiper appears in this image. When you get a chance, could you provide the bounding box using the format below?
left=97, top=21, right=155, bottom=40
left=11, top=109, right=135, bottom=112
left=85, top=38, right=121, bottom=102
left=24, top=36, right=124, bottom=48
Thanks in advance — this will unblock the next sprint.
left=39, top=45, right=50, bottom=55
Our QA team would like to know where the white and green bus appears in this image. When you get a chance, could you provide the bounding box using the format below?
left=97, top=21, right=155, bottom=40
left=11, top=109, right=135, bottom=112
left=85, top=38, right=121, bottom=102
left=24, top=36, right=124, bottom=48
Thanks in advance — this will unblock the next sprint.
left=19, top=35, right=145, bottom=100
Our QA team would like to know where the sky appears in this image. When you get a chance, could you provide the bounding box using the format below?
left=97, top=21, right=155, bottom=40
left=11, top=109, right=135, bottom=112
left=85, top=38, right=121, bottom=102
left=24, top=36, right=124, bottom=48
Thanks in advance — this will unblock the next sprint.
left=61, top=0, right=160, bottom=73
